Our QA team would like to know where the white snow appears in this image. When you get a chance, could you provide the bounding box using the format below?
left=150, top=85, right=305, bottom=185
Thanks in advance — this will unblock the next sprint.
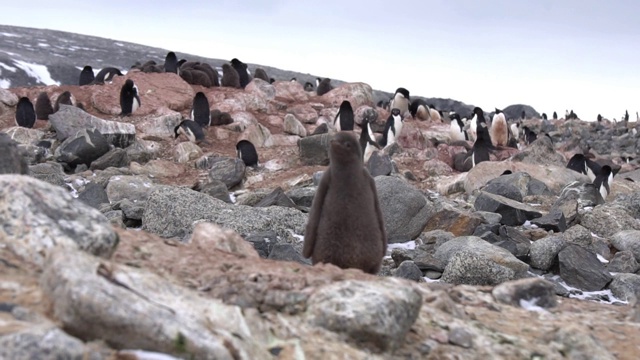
left=551, top=275, right=627, bottom=305
left=597, top=254, right=609, bottom=263
left=37, top=43, right=50, bottom=47
left=115, top=350, right=182, bottom=360
left=387, top=240, right=417, bottom=252
left=523, top=220, right=538, bottom=229
left=0, top=62, right=17, bottom=72
left=0, top=32, right=20, bottom=37
left=422, top=276, right=441, bottom=283
left=0, top=50, right=18, bottom=56
left=115, top=42, right=124, bottom=47
left=0, top=79, right=10, bottom=88
left=13, top=60, right=60, bottom=86
left=519, top=298, right=549, bottom=313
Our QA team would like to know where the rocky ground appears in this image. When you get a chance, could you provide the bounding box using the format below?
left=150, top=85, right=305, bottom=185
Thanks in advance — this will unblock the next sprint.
left=2, top=68, right=640, bottom=359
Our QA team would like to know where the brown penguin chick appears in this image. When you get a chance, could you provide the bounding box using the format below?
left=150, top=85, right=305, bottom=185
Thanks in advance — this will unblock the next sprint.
left=490, top=110, right=509, bottom=147
left=221, top=63, right=241, bottom=88
left=253, top=68, right=270, bottom=82
left=303, top=132, right=387, bottom=274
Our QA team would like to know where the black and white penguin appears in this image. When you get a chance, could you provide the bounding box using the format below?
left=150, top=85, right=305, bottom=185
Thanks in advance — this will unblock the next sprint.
left=231, top=58, right=251, bottom=88
left=304, top=82, right=314, bottom=91
left=409, top=99, right=429, bottom=120
left=490, top=108, right=508, bottom=147
left=593, top=165, right=613, bottom=202
left=428, top=104, right=442, bottom=122
left=542, top=113, right=548, bottom=120
left=191, top=92, right=211, bottom=127
left=380, top=108, right=403, bottom=147
left=236, top=140, right=259, bottom=168
left=522, top=126, right=537, bottom=145
left=119, top=79, right=140, bottom=116
left=470, top=122, right=492, bottom=168
left=510, top=121, right=520, bottom=143
left=269, top=78, right=276, bottom=84
left=566, top=153, right=600, bottom=181
left=316, top=78, right=333, bottom=96
left=390, top=88, right=410, bottom=116
left=624, top=110, right=630, bottom=122
left=79, top=65, right=94, bottom=86
left=469, top=107, right=486, bottom=141
left=359, top=116, right=380, bottom=163
left=54, top=91, right=74, bottom=112
left=449, top=112, right=468, bottom=142
left=164, top=51, right=178, bottom=73
left=291, top=77, right=298, bottom=82
left=15, top=97, right=36, bottom=128
left=174, top=120, right=205, bottom=144
left=521, top=110, right=526, bottom=120
left=334, top=100, right=354, bottom=131
left=553, top=111, right=558, bottom=120
left=597, top=114, right=603, bottom=122
left=93, top=67, right=123, bottom=84
left=35, top=91, right=53, bottom=120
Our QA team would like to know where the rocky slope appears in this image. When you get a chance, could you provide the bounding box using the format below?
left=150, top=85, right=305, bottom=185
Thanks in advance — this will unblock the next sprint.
left=1, top=31, right=640, bottom=358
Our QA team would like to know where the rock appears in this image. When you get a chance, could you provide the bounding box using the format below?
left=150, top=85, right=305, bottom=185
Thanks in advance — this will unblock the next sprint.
left=553, top=182, right=600, bottom=221
left=174, top=141, right=202, bottom=163
left=473, top=191, right=543, bottom=226
left=482, top=181, right=523, bottom=202
left=206, top=156, right=246, bottom=189
left=199, top=179, right=232, bottom=203
left=436, top=236, right=529, bottom=285
left=242, top=123, right=273, bottom=148
left=367, top=151, right=393, bottom=177
left=422, top=159, right=455, bottom=177
left=77, top=182, right=110, bottom=209
left=423, top=204, right=483, bottom=236
left=28, top=162, right=65, bottom=187
left=190, top=222, right=259, bottom=258
left=243, top=230, right=277, bottom=258
left=142, top=186, right=307, bottom=238
left=274, top=80, right=309, bottom=102
left=0, top=87, right=19, bottom=105
left=321, top=83, right=374, bottom=108
left=255, top=187, right=299, bottom=209
left=558, top=244, right=612, bottom=291
left=298, top=133, right=331, bottom=166
left=119, top=199, right=145, bottom=222
left=245, top=78, right=275, bottom=101
left=0, top=175, right=118, bottom=267
left=135, top=111, right=181, bottom=138
left=267, top=244, right=309, bottom=265
left=448, top=327, right=473, bottom=349
left=125, top=139, right=161, bottom=164
left=105, top=175, right=155, bottom=204
left=511, top=135, right=565, bottom=167
left=0, top=325, right=90, bottom=360
left=609, top=273, right=640, bottom=302
left=90, top=147, right=130, bottom=170
left=283, top=114, right=307, bottom=137
left=3, top=126, right=44, bottom=145
left=393, top=260, right=423, bottom=282
left=530, top=208, right=567, bottom=232
left=285, top=187, right=316, bottom=208
left=563, top=224, right=593, bottom=248
left=287, top=104, right=318, bottom=124
left=49, top=105, right=136, bottom=147
left=493, top=226, right=531, bottom=259
left=40, top=248, right=269, bottom=359
left=529, top=235, right=566, bottom=271
left=492, top=278, right=558, bottom=309
left=55, top=128, right=110, bottom=168
left=375, top=176, right=434, bottom=242
left=610, top=230, right=640, bottom=263
left=607, top=251, right=640, bottom=273
left=305, top=279, right=422, bottom=352
left=485, top=172, right=533, bottom=199
left=0, top=133, right=29, bottom=174
left=553, top=324, right=616, bottom=360
left=582, top=206, right=640, bottom=238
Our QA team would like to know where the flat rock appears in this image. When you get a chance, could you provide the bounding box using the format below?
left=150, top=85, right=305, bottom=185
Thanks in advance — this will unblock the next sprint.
left=558, top=244, right=612, bottom=291
left=492, top=277, right=558, bottom=308
left=49, top=104, right=136, bottom=147
left=473, top=191, right=543, bottom=226
left=529, top=235, right=566, bottom=271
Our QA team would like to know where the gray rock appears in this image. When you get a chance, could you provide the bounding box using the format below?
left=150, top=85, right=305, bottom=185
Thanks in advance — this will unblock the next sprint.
left=136, top=112, right=182, bottom=138
left=0, top=133, right=29, bottom=175
left=494, top=226, right=531, bottom=259
left=610, top=230, right=640, bottom=263
left=527, top=178, right=553, bottom=196
left=482, top=181, right=523, bottom=202
left=0, top=175, right=118, bottom=267
left=423, top=204, right=484, bottom=237
left=49, top=104, right=136, bottom=147
left=312, top=171, right=324, bottom=186
left=473, top=191, right=542, bottom=226
left=614, top=191, right=640, bottom=219
left=243, top=230, right=277, bottom=258
left=553, top=325, right=616, bottom=360
left=3, top=126, right=45, bottom=145
left=267, top=244, right=310, bottom=265
left=393, top=260, right=423, bottom=282
left=436, top=236, right=529, bottom=285
left=558, top=244, right=612, bottom=291
left=105, top=175, right=155, bottom=204
left=0, top=325, right=88, bottom=360
left=205, top=156, right=246, bottom=189
left=283, top=114, right=307, bottom=137
left=0, top=87, right=18, bottom=105
left=367, top=152, right=393, bottom=177
left=40, top=248, right=270, bottom=359
left=563, top=224, right=593, bottom=248
left=28, top=162, right=65, bottom=187
left=89, top=147, right=129, bottom=170
left=448, top=327, right=473, bottom=349
left=529, top=235, right=566, bottom=271
left=125, top=139, right=161, bottom=164
left=609, top=273, right=640, bottom=302
left=199, top=179, right=232, bottom=203
left=375, top=176, right=434, bottom=242
left=582, top=205, right=640, bottom=238
left=255, top=187, right=299, bottom=209
left=552, top=182, right=600, bottom=225
left=531, top=208, right=566, bottom=232
left=120, top=199, right=145, bottom=221
left=142, top=186, right=307, bottom=238
left=423, top=229, right=455, bottom=248
left=174, top=141, right=202, bottom=163
left=285, top=186, right=316, bottom=208
left=55, top=128, right=110, bottom=168
left=511, top=135, right=565, bottom=167
left=492, top=277, right=558, bottom=308
left=475, top=211, right=502, bottom=224
left=298, top=133, right=331, bottom=166
left=305, top=279, right=422, bottom=352
left=103, top=210, right=125, bottom=229
left=77, top=182, right=109, bottom=209
left=607, top=251, right=640, bottom=273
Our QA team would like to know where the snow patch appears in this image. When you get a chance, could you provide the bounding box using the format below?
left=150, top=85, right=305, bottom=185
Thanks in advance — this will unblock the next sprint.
left=387, top=240, right=416, bottom=253
left=519, top=298, right=548, bottom=313
left=0, top=62, right=17, bottom=72
left=13, top=60, right=60, bottom=86
left=37, top=43, right=50, bottom=47
left=0, top=32, right=21, bottom=37
left=115, top=43, right=124, bottom=47
left=597, top=254, right=609, bottom=263
left=551, top=275, right=627, bottom=305
left=116, top=350, right=182, bottom=360
left=0, top=79, right=10, bottom=88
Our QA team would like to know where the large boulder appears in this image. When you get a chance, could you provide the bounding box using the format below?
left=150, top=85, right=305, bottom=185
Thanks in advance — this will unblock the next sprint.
left=54, top=128, right=110, bottom=168
left=49, top=104, right=136, bottom=147
left=0, top=133, right=29, bottom=174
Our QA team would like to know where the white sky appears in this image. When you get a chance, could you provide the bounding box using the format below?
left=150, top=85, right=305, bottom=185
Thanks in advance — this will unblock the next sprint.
left=1, top=0, right=639, bottom=121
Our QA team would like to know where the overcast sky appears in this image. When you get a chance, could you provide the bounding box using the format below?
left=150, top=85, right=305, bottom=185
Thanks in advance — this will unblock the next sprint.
left=2, top=1, right=639, bottom=121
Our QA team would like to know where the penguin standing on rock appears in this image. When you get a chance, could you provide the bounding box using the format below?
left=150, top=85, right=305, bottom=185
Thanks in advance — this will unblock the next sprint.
left=164, top=51, right=178, bottom=73
left=175, top=120, right=206, bottom=144
left=191, top=92, right=211, bottom=127
left=35, top=92, right=53, bottom=120
left=93, top=67, right=123, bottom=84
left=120, top=79, right=140, bottom=116
left=380, top=108, right=403, bottom=147
left=359, top=116, right=380, bottom=163
left=593, top=165, right=613, bottom=202
left=553, top=111, right=558, bottom=120
left=566, top=153, right=601, bottom=181
left=316, top=78, right=333, bottom=95
left=79, top=66, right=94, bottom=86
left=469, top=107, right=486, bottom=141
left=409, top=99, right=429, bottom=120
left=54, top=91, right=74, bottom=112
left=522, top=126, right=537, bottom=145
left=15, top=97, right=36, bottom=128
left=428, top=104, right=442, bottom=122
left=390, top=88, right=410, bottom=116
left=231, top=58, right=251, bottom=88
left=470, top=122, right=492, bottom=168
left=334, top=100, right=354, bottom=131
left=236, top=140, right=259, bottom=168
left=449, top=112, right=468, bottom=142
left=490, top=108, right=508, bottom=147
